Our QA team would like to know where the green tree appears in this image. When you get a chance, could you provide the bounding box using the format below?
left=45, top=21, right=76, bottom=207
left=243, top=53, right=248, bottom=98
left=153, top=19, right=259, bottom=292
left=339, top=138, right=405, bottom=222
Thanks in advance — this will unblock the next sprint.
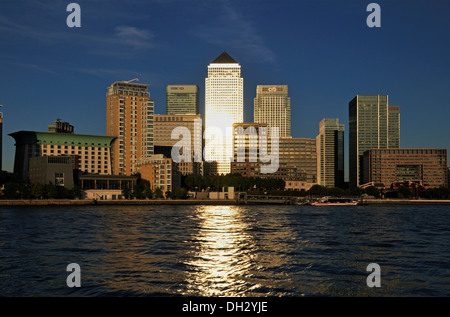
left=174, top=187, right=188, bottom=199
left=154, top=187, right=163, bottom=199
left=307, top=184, right=328, bottom=196
left=71, top=185, right=83, bottom=199
left=132, top=183, right=143, bottom=199
left=31, top=182, right=45, bottom=199
left=45, top=182, right=57, bottom=199
left=122, top=185, right=130, bottom=199
left=398, top=186, right=412, bottom=199
left=365, top=186, right=380, bottom=198
left=143, top=184, right=153, bottom=199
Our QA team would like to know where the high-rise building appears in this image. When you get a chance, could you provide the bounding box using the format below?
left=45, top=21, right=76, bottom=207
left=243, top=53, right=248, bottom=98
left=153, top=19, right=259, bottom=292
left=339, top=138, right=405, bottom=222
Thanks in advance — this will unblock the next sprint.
left=388, top=105, right=400, bottom=148
left=154, top=114, right=202, bottom=175
left=254, top=85, right=291, bottom=138
left=316, top=118, right=345, bottom=188
left=166, top=85, right=199, bottom=115
left=349, top=95, right=400, bottom=187
left=0, top=105, right=3, bottom=171
left=362, top=148, right=448, bottom=189
left=106, top=81, right=154, bottom=175
left=204, top=52, right=244, bottom=175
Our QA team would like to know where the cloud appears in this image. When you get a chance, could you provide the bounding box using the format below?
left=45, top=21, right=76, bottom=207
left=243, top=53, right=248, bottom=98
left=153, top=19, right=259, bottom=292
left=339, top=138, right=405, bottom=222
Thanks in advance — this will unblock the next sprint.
left=189, top=5, right=276, bottom=63
left=114, top=26, right=155, bottom=50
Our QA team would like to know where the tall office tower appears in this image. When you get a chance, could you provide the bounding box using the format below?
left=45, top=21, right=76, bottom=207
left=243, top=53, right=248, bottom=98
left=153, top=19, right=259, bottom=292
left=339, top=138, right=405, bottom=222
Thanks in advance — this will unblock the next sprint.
left=349, top=95, right=400, bottom=187
left=316, top=118, right=345, bottom=188
left=254, top=85, right=291, bottom=138
left=204, top=52, right=244, bottom=174
left=0, top=106, right=3, bottom=171
left=107, top=81, right=154, bottom=175
left=166, top=85, right=199, bottom=115
left=388, top=105, right=400, bottom=148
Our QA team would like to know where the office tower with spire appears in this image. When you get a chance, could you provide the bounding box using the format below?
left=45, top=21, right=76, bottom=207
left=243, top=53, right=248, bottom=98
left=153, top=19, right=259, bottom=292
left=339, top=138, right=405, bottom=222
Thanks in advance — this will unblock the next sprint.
left=254, top=85, right=291, bottom=138
left=316, top=118, right=345, bottom=188
left=204, top=52, right=244, bottom=174
left=106, top=80, right=154, bottom=175
left=349, top=95, right=400, bottom=187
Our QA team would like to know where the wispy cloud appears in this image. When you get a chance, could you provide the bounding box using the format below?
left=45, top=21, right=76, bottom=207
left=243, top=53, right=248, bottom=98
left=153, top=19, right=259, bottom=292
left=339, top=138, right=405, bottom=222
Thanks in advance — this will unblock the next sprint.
left=0, top=12, right=156, bottom=57
left=12, top=62, right=60, bottom=75
left=114, top=25, right=155, bottom=50
left=189, top=4, right=276, bottom=63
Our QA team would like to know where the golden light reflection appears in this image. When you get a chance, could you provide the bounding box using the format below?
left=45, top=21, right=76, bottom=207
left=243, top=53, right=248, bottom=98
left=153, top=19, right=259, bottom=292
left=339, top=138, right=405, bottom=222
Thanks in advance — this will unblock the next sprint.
left=184, top=206, right=255, bottom=296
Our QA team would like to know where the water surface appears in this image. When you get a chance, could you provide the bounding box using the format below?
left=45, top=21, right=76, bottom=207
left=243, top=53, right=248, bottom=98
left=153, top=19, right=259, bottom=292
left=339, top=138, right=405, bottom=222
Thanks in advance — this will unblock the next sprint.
left=1, top=204, right=449, bottom=296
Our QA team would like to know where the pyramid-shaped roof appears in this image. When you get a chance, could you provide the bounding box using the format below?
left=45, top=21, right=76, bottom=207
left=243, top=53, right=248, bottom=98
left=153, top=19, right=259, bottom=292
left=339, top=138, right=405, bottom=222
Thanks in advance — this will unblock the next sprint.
left=211, top=52, right=238, bottom=64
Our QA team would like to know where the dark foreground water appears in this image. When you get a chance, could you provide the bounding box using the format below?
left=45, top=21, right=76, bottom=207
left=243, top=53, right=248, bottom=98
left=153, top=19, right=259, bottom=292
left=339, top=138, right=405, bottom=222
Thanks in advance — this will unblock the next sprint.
left=0, top=204, right=449, bottom=296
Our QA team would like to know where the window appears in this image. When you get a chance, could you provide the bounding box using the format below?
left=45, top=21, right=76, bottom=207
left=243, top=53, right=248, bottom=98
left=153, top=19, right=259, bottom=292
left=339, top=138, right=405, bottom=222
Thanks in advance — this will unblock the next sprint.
left=55, top=173, right=64, bottom=187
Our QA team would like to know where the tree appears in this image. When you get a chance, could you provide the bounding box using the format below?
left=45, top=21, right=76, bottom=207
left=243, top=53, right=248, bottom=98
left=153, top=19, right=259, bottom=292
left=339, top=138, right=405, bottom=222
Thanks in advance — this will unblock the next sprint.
left=45, top=182, right=57, bottom=199
left=154, top=187, right=163, bottom=199
left=31, top=182, right=45, bottom=199
left=71, top=185, right=83, bottom=199
left=365, top=186, right=380, bottom=198
left=398, top=186, right=412, bottom=199
left=143, top=184, right=153, bottom=199
left=132, top=183, right=143, bottom=199
left=174, top=187, right=188, bottom=199
left=122, top=185, right=130, bottom=200
left=307, top=185, right=328, bottom=196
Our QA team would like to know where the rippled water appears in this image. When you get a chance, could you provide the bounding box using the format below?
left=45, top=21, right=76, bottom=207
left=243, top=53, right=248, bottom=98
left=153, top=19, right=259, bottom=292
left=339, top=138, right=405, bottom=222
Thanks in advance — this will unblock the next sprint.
left=1, top=204, right=449, bottom=296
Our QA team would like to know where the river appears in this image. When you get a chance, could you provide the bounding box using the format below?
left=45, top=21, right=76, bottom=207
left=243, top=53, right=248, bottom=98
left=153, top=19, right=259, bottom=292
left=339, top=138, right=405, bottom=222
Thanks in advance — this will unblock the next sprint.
left=1, top=204, right=449, bottom=296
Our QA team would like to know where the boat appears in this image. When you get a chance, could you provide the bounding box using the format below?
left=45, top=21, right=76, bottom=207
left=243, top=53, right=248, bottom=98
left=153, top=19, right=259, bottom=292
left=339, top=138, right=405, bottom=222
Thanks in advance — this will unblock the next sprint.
left=308, top=197, right=359, bottom=206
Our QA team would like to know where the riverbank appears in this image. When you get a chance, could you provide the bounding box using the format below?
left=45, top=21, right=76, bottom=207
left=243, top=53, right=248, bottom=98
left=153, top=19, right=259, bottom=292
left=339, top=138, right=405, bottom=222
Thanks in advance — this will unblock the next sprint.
left=1, top=198, right=450, bottom=206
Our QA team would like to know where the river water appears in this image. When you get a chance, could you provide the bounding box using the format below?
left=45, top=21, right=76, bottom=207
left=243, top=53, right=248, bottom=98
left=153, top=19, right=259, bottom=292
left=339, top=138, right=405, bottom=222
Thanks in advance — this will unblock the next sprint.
left=0, top=204, right=449, bottom=296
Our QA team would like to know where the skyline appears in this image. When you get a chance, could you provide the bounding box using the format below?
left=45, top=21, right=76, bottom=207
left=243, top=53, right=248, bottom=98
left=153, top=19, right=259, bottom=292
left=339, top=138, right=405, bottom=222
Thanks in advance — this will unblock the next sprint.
left=1, top=0, right=450, bottom=174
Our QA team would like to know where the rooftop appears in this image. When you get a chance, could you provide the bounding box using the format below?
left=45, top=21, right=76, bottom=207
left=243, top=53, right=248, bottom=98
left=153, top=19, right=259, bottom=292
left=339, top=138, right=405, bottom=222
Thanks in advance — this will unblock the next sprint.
left=211, top=52, right=238, bottom=64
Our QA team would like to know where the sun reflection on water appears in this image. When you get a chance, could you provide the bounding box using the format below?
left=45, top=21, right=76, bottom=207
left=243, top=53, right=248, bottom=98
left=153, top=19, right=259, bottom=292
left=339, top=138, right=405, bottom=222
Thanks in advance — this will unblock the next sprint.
left=184, top=206, right=255, bottom=296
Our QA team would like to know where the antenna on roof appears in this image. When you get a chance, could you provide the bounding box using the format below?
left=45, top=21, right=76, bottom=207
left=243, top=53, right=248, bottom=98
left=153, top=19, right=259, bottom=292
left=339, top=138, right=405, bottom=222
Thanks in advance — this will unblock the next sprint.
left=125, top=78, right=139, bottom=83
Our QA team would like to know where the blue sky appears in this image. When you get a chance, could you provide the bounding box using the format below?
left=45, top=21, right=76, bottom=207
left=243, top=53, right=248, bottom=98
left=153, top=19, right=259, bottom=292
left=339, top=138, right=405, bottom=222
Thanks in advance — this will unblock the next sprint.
left=1, top=0, right=449, bottom=176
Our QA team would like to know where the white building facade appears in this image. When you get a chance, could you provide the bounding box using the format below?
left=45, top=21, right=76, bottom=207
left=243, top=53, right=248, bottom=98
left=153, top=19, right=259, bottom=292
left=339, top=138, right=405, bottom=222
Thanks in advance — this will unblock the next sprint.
left=204, top=52, right=244, bottom=174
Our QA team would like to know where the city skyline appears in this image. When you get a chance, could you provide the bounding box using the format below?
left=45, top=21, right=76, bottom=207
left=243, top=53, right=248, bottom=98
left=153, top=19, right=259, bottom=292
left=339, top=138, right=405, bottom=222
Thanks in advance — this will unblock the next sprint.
left=1, top=0, right=449, bottom=176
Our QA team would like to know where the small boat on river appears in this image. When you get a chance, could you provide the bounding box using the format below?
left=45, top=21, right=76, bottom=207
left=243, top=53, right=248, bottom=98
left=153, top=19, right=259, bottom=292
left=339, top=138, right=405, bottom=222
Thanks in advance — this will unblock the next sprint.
left=306, top=197, right=359, bottom=206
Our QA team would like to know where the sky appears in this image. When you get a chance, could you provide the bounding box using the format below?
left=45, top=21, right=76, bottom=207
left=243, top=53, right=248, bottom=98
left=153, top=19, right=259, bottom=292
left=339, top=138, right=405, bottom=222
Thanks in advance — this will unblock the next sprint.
left=1, top=0, right=449, bottom=176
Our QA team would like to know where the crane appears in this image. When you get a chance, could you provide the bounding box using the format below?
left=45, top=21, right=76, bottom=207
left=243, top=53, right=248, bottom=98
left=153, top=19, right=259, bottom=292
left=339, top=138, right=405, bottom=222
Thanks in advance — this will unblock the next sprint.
left=125, top=78, right=139, bottom=83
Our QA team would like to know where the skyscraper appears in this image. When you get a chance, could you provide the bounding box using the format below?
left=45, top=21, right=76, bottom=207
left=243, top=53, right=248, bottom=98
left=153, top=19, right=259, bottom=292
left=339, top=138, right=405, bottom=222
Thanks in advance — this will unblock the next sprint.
left=0, top=105, right=3, bottom=172
left=254, top=85, right=291, bottom=138
left=204, top=52, right=244, bottom=174
left=316, top=118, right=345, bottom=188
left=106, top=81, right=154, bottom=175
left=388, top=105, right=400, bottom=148
left=166, top=85, right=199, bottom=115
left=349, top=95, right=400, bottom=187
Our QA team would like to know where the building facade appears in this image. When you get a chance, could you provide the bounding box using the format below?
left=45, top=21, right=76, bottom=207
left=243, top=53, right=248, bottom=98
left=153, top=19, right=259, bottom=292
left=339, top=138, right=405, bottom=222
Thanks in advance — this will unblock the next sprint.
left=362, top=148, right=448, bottom=189
left=231, top=124, right=317, bottom=190
left=154, top=114, right=202, bottom=175
left=254, top=85, right=291, bottom=138
left=28, top=155, right=75, bottom=189
left=107, top=81, right=154, bottom=175
left=10, top=130, right=114, bottom=182
left=166, top=85, right=199, bottom=115
left=137, top=154, right=180, bottom=194
left=316, top=118, right=345, bottom=188
left=204, top=52, right=244, bottom=175
left=349, top=95, right=400, bottom=187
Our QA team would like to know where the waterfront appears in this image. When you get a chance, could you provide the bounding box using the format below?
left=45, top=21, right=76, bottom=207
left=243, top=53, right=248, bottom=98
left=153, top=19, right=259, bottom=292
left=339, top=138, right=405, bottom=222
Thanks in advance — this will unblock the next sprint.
left=1, top=204, right=449, bottom=296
